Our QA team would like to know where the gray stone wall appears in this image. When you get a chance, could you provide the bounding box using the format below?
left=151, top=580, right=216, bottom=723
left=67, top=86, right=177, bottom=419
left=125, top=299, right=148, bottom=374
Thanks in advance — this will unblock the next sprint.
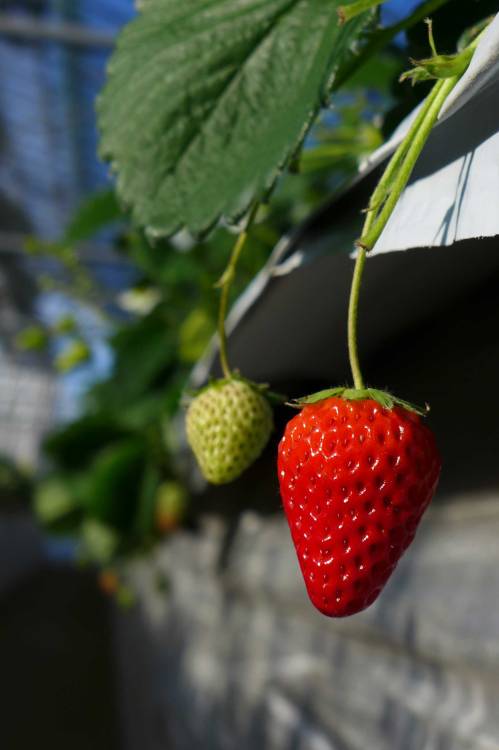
left=114, top=495, right=499, bottom=750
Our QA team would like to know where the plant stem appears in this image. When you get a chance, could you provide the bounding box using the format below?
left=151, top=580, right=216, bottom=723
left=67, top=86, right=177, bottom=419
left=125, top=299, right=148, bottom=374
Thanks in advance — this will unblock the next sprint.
left=217, top=206, right=258, bottom=379
left=346, top=16, right=489, bottom=389
left=426, top=18, right=438, bottom=57
left=347, top=248, right=367, bottom=390
left=338, top=0, right=387, bottom=24
left=347, top=184, right=380, bottom=390
left=360, top=76, right=457, bottom=250
left=347, top=75, right=458, bottom=389
left=366, top=80, right=443, bottom=216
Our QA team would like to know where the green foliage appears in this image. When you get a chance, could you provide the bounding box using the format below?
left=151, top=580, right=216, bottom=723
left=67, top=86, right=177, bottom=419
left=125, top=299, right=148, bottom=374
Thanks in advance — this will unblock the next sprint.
left=338, top=0, right=387, bottom=24
left=401, top=49, right=475, bottom=84
left=64, top=190, right=122, bottom=244
left=133, top=462, right=162, bottom=539
left=89, top=313, right=176, bottom=413
left=34, top=475, right=80, bottom=527
left=15, top=325, right=48, bottom=352
left=30, top=7, right=398, bottom=564
left=53, top=315, right=77, bottom=335
left=300, top=96, right=384, bottom=175
left=81, top=519, right=120, bottom=565
left=79, top=439, right=148, bottom=530
left=383, top=0, right=497, bottom=133
left=43, top=416, right=131, bottom=471
left=29, top=1, right=481, bottom=570
left=55, top=339, right=91, bottom=373
left=179, top=308, right=215, bottom=365
left=98, top=0, right=370, bottom=237
left=331, top=0, right=454, bottom=93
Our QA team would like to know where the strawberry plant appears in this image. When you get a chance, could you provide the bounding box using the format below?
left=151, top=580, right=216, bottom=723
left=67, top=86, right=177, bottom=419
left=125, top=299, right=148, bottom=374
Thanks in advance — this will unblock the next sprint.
left=99, top=3, right=489, bottom=600
left=23, top=0, right=496, bottom=609
left=97, top=0, right=462, bottom=485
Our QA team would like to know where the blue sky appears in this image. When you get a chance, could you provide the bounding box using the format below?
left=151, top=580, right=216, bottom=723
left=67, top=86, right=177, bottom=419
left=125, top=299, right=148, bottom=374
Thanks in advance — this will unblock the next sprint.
left=381, top=0, right=423, bottom=25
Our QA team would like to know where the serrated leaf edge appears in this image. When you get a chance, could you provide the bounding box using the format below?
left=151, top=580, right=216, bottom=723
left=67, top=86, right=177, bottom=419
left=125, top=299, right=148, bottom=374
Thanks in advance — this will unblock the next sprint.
left=97, top=1, right=373, bottom=239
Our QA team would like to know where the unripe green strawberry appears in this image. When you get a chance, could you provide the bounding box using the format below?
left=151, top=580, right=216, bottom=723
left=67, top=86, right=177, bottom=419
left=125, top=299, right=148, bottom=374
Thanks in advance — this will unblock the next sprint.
left=186, top=378, right=273, bottom=484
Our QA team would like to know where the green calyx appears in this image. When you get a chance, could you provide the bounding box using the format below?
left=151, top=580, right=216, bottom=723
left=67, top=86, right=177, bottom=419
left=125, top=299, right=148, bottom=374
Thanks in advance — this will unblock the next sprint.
left=184, top=373, right=287, bottom=406
left=292, top=387, right=429, bottom=416
left=400, top=48, right=474, bottom=85
left=400, top=17, right=487, bottom=86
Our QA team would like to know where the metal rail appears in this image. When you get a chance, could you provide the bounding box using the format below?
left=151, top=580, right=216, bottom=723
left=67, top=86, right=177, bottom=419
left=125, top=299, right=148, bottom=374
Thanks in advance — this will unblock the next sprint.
left=0, top=15, right=115, bottom=48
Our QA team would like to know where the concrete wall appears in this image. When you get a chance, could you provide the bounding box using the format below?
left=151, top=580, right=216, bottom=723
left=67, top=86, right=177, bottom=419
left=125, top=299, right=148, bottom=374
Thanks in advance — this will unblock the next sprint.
left=114, top=494, right=499, bottom=750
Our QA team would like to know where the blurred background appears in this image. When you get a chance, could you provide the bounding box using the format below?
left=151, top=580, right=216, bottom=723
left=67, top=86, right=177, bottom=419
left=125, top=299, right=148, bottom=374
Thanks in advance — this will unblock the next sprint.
left=1, top=2, right=498, bottom=749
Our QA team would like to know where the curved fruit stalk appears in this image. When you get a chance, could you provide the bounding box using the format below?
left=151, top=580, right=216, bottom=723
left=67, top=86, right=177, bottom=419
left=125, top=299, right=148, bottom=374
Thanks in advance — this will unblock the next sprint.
left=185, top=205, right=278, bottom=485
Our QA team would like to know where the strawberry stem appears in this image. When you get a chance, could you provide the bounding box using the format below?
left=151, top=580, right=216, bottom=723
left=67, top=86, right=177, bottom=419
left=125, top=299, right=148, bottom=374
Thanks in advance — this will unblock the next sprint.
left=217, top=204, right=259, bottom=379
left=347, top=81, right=453, bottom=389
left=360, top=77, right=457, bottom=250
left=347, top=245, right=367, bottom=390
left=347, top=21, right=487, bottom=390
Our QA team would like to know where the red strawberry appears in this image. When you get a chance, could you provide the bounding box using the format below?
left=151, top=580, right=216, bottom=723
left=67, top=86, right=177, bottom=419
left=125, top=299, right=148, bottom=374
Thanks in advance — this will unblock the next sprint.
left=278, top=390, right=441, bottom=617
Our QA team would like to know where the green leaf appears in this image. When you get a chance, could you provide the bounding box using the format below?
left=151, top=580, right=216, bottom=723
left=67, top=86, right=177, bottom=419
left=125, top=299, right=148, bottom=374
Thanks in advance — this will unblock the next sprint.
left=64, top=190, right=122, bottom=244
left=43, top=416, right=130, bottom=471
left=54, top=339, right=91, bottom=373
left=88, top=313, right=176, bottom=411
left=178, top=307, right=214, bottom=364
left=15, top=325, right=49, bottom=352
left=81, top=439, right=148, bottom=531
left=52, top=315, right=77, bottom=335
left=81, top=519, right=120, bottom=565
left=33, top=476, right=80, bottom=525
left=338, top=0, right=386, bottom=25
left=133, top=462, right=161, bottom=538
left=98, top=0, right=370, bottom=238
